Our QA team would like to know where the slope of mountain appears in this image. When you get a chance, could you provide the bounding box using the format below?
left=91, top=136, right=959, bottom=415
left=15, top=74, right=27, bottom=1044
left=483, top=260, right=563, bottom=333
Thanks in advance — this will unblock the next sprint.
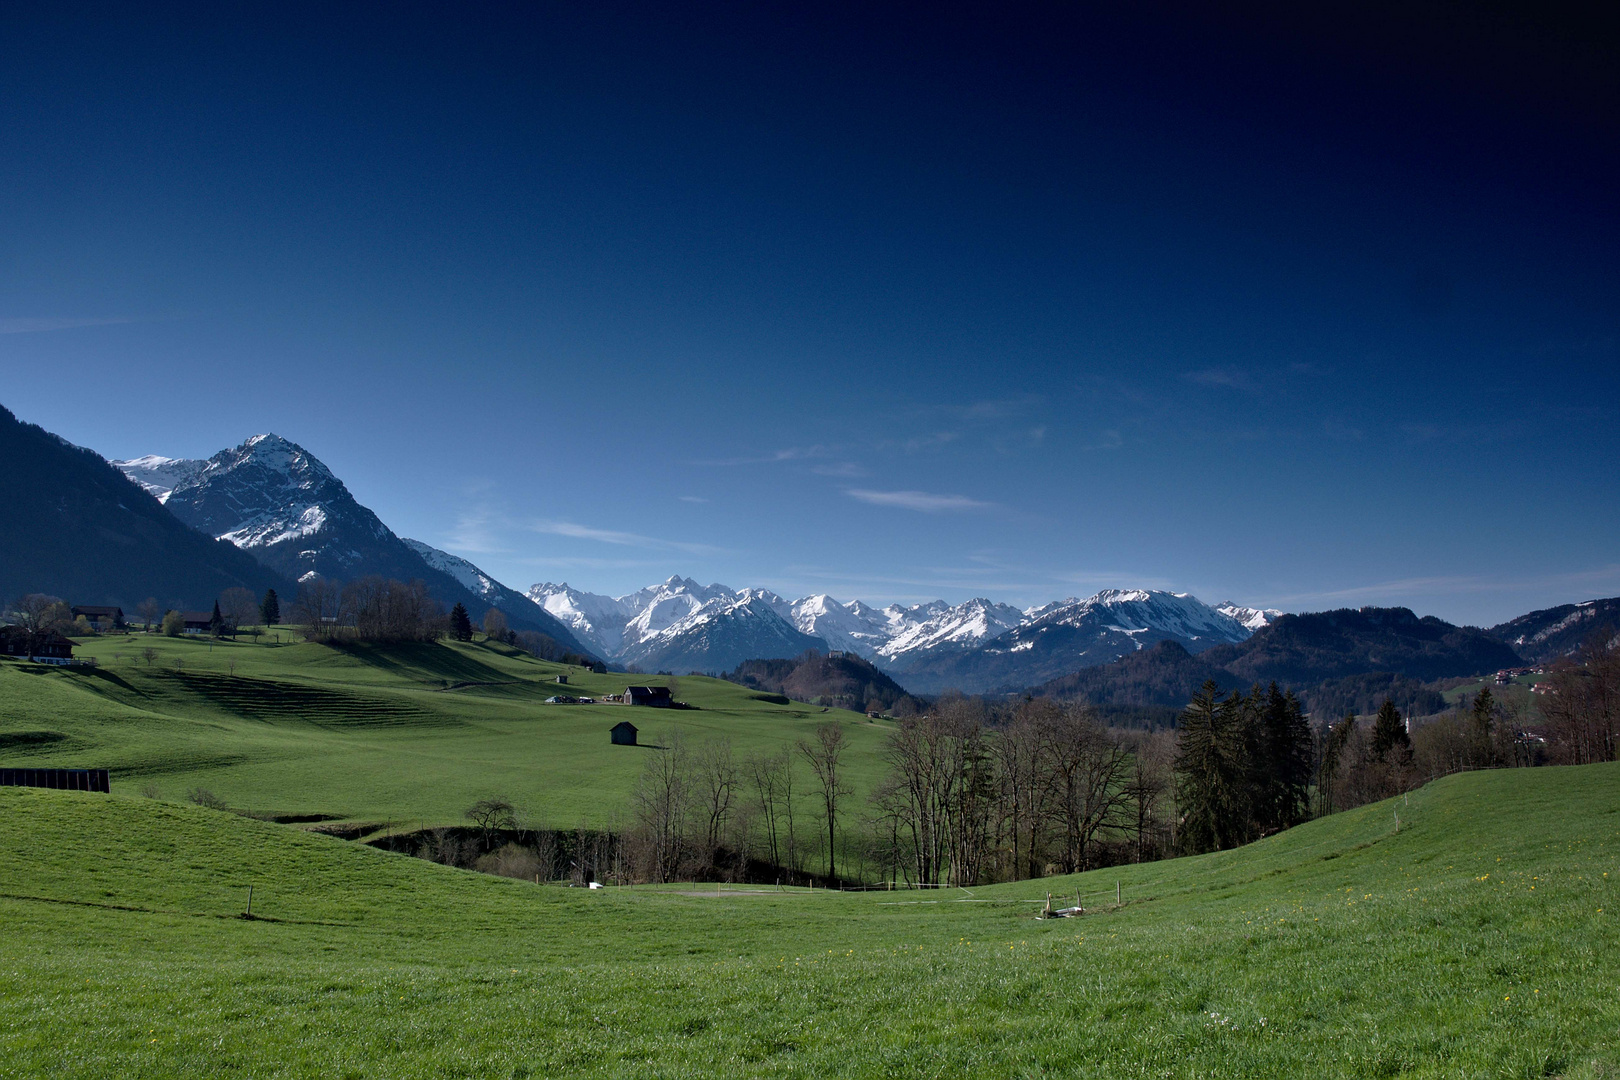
left=0, top=405, right=291, bottom=610
left=1489, top=597, right=1620, bottom=664
left=115, top=435, right=589, bottom=653
left=723, top=651, right=919, bottom=713
left=887, top=590, right=1253, bottom=694
left=1039, top=606, right=1524, bottom=721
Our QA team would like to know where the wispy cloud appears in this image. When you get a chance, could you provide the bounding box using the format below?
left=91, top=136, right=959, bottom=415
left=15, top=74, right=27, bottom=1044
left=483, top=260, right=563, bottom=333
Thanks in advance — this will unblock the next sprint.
left=1184, top=367, right=1259, bottom=392
left=688, top=445, right=831, bottom=467
left=678, top=495, right=709, bottom=503
left=810, top=461, right=867, bottom=478
left=529, top=520, right=729, bottom=556
left=0, top=316, right=132, bottom=335
left=1266, top=564, right=1620, bottom=607
left=845, top=489, right=994, bottom=513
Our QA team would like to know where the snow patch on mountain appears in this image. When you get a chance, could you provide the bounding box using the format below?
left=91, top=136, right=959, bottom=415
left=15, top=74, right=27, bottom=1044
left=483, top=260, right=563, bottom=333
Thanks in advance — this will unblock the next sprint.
left=112, top=454, right=210, bottom=502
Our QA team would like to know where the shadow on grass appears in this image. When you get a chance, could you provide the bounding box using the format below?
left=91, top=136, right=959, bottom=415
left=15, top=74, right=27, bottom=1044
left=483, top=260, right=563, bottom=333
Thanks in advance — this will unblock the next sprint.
left=324, top=640, right=519, bottom=685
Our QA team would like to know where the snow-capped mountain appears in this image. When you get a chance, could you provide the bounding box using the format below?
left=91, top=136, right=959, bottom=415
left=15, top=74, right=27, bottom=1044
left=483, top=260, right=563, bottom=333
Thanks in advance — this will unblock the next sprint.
left=788, top=595, right=898, bottom=655
left=872, top=598, right=1025, bottom=661
left=1216, top=602, right=1285, bottom=632
left=885, top=589, right=1258, bottom=694
left=112, top=435, right=589, bottom=653
left=620, top=587, right=826, bottom=673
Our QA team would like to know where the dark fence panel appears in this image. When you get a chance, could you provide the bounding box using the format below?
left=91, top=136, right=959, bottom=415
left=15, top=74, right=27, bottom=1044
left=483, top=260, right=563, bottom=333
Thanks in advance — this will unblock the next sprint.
left=0, top=768, right=109, bottom=793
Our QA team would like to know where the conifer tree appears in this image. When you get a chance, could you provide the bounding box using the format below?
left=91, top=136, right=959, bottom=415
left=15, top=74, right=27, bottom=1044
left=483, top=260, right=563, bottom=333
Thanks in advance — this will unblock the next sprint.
left=1174, top=680, right=1250, bottom=854
left=1254, top=682, right=1313, bottom=831
left=209, top=600, right=224, bottom=638
left=1370, top=698, right=1411, bottom=761
left=449, top=602, right=473, bottom=642
left=260, top=588, right=280, bottom=625
left=1468, top=687, right=1499, bottom=767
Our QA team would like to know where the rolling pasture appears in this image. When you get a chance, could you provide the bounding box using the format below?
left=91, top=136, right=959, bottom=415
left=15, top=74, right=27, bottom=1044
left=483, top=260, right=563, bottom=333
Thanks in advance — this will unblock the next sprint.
left=0, top=763, right=1615, bottom=1076
left=0, top=633, right=891, bottom=830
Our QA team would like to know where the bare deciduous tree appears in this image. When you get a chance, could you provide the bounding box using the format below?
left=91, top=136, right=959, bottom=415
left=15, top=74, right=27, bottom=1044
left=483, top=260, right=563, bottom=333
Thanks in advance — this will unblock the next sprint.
left=631, top=730, right=690, bottom=882
left=692, top=737, right=737, bottom=868
left=800, top=723, right=851, bottom=881
left=219, top=587, right=259, bottom=632
left=136, top=597, right=162, bottom=632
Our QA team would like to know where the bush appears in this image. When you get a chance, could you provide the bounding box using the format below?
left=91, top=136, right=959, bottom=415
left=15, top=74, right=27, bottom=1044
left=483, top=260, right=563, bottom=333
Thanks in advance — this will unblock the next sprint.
left=161, top=610, right=185, bottom=637
left=187, top=787, right=228, bottom=810
left=475, top=843, right=544, bottom=881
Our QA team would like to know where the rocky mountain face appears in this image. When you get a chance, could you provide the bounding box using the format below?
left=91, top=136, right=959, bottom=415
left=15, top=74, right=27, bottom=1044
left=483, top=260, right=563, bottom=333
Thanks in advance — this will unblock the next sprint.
left=114, top=435, right=589, bottom=653
left=2, top=405, right=290, bottom=610
left=1489, top=598, right=1620, bottom=664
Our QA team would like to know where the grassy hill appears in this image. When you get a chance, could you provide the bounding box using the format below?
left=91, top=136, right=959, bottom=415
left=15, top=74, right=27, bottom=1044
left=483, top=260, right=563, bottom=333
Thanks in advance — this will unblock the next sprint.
left=0, top=632, right=891, bottom=830
left=1, top=762, right=1615, bottom=1077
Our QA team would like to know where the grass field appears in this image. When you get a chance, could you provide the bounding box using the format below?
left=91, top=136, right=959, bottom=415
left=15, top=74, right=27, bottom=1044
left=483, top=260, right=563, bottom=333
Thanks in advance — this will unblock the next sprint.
left=0, top=762, right=1615, bottom=1077
left=0, top=633, right=891, bottom=830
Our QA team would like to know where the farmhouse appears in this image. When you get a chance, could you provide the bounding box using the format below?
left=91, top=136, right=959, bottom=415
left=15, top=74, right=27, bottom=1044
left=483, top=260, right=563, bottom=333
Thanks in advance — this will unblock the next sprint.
left=625, top=685, right=672, bottom=708
left=0, top=627, right=76, bottom=663
left=611, top=720, right=638, bottom=746
left=71, top=605, right=123, bottom=631
left=554, top=674, right=568, bottom=684
left=180, top=611, right=214, bottom=634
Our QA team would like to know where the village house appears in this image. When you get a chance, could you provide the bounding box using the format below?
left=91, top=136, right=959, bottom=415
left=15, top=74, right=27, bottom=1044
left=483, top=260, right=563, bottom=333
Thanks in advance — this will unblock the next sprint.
left=181, top=611, right=215, bottom=634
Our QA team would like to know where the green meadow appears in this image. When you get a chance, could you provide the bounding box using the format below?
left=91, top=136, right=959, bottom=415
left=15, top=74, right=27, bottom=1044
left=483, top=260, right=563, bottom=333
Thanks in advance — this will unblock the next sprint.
left=0, top=762, right=1615, bottom=1077
left=0, top=633, right=892, bottom=830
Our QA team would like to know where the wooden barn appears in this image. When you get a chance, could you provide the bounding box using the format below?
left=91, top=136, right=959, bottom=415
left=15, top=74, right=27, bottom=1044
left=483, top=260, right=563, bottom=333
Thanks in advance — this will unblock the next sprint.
left=625, top=685, right=672, bottom=708
left=611, top=720, right=638, bottom=746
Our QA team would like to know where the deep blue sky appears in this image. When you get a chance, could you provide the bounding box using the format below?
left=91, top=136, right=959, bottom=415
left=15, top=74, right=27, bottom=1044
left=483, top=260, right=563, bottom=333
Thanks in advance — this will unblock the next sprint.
left=3, top=2, right=1616, bottom=624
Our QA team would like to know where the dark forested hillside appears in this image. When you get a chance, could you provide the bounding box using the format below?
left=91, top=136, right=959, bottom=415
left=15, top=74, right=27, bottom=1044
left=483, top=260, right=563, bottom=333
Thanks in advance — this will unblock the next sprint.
left=724, top=651, right=921, bottom=714
left=1038, top=607, right=1520, bottom=721
left=1490, top=598, right=1620, bottom=664
left=1202, top=608, right=1522, bottom=685
left=0, top=405, right=292, bottom=610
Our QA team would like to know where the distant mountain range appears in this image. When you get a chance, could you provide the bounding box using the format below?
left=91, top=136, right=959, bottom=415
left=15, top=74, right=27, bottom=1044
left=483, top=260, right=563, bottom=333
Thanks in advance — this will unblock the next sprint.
left=528, top=579, right=1279, bottom=688
left=6, top=404, right=1609, bottom=702
left=113, top=435, right=589, bottom=654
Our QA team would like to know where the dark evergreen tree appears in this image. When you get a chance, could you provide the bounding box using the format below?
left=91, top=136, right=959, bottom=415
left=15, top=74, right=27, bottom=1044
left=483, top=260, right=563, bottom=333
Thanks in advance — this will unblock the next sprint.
left=1468, top=687, right=1499, bottom=767
left=1174, top=680, right=1251, bottom=854
left=1254, top=682, right=1313, bottom=832
left=209, top=600, right=224, bottom=638
left=1370, top=698, right=1411, bottom=761
left=449, top=602, right=473, bottom=642
left=260, top=588, right=280, bottom=625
